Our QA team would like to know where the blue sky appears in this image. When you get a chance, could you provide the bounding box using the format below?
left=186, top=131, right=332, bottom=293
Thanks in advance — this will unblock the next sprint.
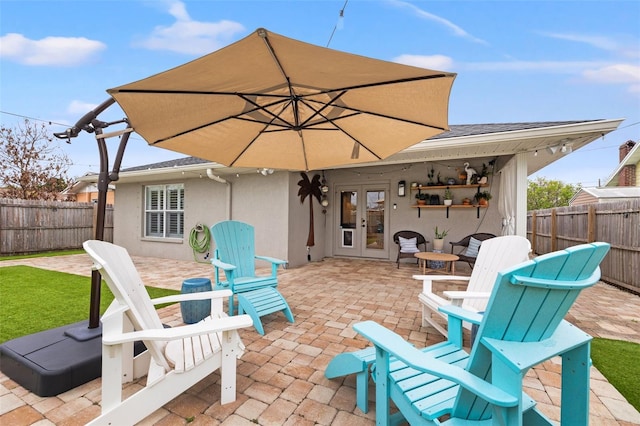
left=1, top=0, right=639, bottom=186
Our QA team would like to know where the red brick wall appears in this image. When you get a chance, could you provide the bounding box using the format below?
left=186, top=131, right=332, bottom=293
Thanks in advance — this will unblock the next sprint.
left=618, top=141, right=636, bottom=187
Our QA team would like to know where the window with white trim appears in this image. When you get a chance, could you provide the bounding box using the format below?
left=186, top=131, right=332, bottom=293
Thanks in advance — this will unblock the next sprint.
left=144, top=184, right=184, bottom=238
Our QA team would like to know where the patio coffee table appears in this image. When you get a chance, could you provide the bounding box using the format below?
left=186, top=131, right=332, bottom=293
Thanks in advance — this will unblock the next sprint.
left=414, top=252, right=459, bottom=274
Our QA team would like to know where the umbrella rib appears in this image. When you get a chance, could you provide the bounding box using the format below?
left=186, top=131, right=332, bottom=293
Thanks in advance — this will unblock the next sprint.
left=304, top=73, right=453, bottom=96
left=259, top=27, right=304, bottom=133
left=238, top=94, right=296, bottom=128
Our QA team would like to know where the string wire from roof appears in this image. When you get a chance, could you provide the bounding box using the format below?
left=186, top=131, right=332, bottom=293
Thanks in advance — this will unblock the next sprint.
left=327, top=0, right=349, bottom=47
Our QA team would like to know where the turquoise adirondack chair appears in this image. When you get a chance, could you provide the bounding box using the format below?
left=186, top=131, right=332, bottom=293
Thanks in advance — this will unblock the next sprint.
left=211, top=220, right=294, bottom=334
left=352, top=242, right=610, bottom=425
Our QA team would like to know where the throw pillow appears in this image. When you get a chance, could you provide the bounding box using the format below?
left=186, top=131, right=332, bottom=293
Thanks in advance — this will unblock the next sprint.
left=464, top=237, right=482, bottom=258
left=398, top=236, right=420, bottom=253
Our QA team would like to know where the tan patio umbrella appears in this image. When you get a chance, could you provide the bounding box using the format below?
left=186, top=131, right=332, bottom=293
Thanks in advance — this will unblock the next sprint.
left=107, top=28, right=456, bottom=171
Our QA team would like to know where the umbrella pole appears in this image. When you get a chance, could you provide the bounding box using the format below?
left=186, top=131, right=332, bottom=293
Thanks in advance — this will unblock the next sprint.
left=87, top=122, right=131, bottom=328
left=54, top=98, right=132, bottom=330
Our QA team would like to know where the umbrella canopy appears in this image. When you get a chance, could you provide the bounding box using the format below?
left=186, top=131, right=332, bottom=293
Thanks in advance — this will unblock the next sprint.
left=108, top=28, right=456, bottom=171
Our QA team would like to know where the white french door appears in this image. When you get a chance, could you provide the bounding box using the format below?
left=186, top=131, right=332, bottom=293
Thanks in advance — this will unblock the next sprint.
left=334, top=184, right=389, bottom=259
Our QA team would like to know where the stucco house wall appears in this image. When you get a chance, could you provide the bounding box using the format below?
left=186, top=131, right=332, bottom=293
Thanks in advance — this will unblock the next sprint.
left=114, top=177, right=228, bottom=261
left=325, top=161, right=503, bottom=259
left=113, top=171, right=317, bottom=268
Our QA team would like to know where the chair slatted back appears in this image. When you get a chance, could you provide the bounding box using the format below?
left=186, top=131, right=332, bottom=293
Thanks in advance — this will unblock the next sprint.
left=462, top=235, right=531, bottom=312
left=83, top=240, right=168, bottom=369
left=453, top=242, right=610, bottom=420
left=212, top=221, right=257, bottom=279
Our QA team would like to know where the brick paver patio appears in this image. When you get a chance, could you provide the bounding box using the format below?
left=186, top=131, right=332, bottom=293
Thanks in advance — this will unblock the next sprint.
left=1, top=253, right=639, bottom=425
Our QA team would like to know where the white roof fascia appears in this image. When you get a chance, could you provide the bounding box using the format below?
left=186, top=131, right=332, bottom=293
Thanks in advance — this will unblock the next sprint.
left=77, top=162, right=224, bottom=183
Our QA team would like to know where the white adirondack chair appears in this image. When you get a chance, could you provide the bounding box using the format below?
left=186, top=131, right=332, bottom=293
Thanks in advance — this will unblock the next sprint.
left=83, top=240, right=253, bottom=426
left=416, top=235, right=531, bottom=337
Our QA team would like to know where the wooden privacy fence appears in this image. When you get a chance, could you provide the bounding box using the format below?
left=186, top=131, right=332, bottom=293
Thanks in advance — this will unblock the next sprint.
left=0, top=198, right=113, bottom=255
left=527, top=198, right=640, bottom=294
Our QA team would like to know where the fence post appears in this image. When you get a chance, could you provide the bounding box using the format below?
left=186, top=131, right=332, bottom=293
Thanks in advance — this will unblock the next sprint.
left=551, top=208, right=557, bottom=252
left=531, top=211, right=537, bottom=254
left=587, top=205, right=596, bottom=243
left=92, top=203, right=98, bottom=240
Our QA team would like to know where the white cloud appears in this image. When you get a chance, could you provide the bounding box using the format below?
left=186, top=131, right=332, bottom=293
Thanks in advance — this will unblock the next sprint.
left=134, top=0, right=244, bottom=55
left=541, top=32, right=619, bottom=52
left=583, top=64, right=640, bottom=84
left=67, top=100, right=99, bottom=115
left=394, top=54, right=454, bottom=71
left=0, top=33, right=105, bottom=66
left=583, top=64, right=640, bottom=94
left=456, top=59, right=640, bottom=93
left=540, top=31, right=639, bottom=60
left=390, top=0, right=488, bottom=45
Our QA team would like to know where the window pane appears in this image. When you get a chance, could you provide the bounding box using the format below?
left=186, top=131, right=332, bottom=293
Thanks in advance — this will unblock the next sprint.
left=167, top=212, right=183, bottom=238
left=145, top=186, right=163, bottom=210
left=146, top=212, right=164, bottom=237
left=167, top=187, right=181, bottom=210
left=145, top=184, right=184, bottom=238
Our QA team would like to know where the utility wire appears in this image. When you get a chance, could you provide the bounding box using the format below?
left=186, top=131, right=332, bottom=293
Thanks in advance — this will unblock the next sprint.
left=0, top=110, right=67, bottom=128
left=327, top=0, right=349, bottom=47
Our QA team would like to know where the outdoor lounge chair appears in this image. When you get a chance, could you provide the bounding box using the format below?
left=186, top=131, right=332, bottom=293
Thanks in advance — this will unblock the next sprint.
left=393, top=230, right=428, bottom=268
left=417, top=235, right=531, bottom=337
left=450, top=232, right=496, bottom=268
left=83, top=240, right=253, bottom=426
left=353, top=242, right=610, bottom=425
left=211, top=220, right=294, bottom=334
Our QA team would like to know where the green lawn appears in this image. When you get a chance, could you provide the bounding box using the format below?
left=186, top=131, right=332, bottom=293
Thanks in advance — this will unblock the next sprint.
left=0, top=265, right=179, bottom=343
left=592, top=337, right=640, bottom=411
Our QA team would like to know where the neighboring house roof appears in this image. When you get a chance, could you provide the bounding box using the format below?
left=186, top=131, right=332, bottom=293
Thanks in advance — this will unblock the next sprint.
left=578, top=187, right=640, bottom=198
left=604, top=140, right=640, bottom=187
left=62, top=179, right=115, bottom=195
left=570, top=187, right=640, bottom=205
left=79, top=118, right=623, bottom=184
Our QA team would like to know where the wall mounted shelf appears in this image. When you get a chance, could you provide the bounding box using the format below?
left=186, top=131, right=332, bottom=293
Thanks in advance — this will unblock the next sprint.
left=411, top=184, right=489, bottom=218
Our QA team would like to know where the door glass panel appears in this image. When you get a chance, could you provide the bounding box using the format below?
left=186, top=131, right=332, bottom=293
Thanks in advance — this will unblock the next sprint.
left=340, top=191, right=357, bottom=228
left=340, top=190, right=358, bottom=248
left=366, top=190, right=385, bottom=250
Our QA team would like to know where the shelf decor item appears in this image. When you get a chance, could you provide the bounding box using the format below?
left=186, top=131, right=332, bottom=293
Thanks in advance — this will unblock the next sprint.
left=416, top=193, right=429, bottom=205
left=474, top=191, right=492, bottom=206
left=443, top=189, right=453, bottom=206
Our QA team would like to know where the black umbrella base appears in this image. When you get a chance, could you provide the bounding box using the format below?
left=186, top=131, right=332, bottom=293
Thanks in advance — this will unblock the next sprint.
left=0, top=320, right=102, bottom=397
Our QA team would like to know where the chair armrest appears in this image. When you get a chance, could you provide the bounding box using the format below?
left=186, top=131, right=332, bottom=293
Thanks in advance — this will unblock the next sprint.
left=149, top=289, right=232, bottom=305
left=353, top=321, right=518, bottom=407
left=255, top=255, right=287, bottom=266
left=413, top=275, right=470, bottom=294
left=103, top=314, right=254, bottom=345
left=442, top=291, right=491, bottom=306
left=211, top=258, right=236, bottom=271
left=439, top=305, right=483, bottom=325
left=414, top=275, right=471, bottom=282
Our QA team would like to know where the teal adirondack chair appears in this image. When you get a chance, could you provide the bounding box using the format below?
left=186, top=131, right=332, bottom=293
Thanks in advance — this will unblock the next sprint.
left=352, top=242, right=610, bottom=425
left=211, top=220, right=294, bottom=334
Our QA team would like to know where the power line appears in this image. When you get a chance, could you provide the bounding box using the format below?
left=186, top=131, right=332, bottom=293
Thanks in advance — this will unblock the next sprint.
left=0, top=110, right=68, bottom=128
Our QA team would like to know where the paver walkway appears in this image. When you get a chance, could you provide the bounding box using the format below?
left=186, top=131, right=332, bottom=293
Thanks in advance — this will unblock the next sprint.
left=1, top=254, right=639, bottom=425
